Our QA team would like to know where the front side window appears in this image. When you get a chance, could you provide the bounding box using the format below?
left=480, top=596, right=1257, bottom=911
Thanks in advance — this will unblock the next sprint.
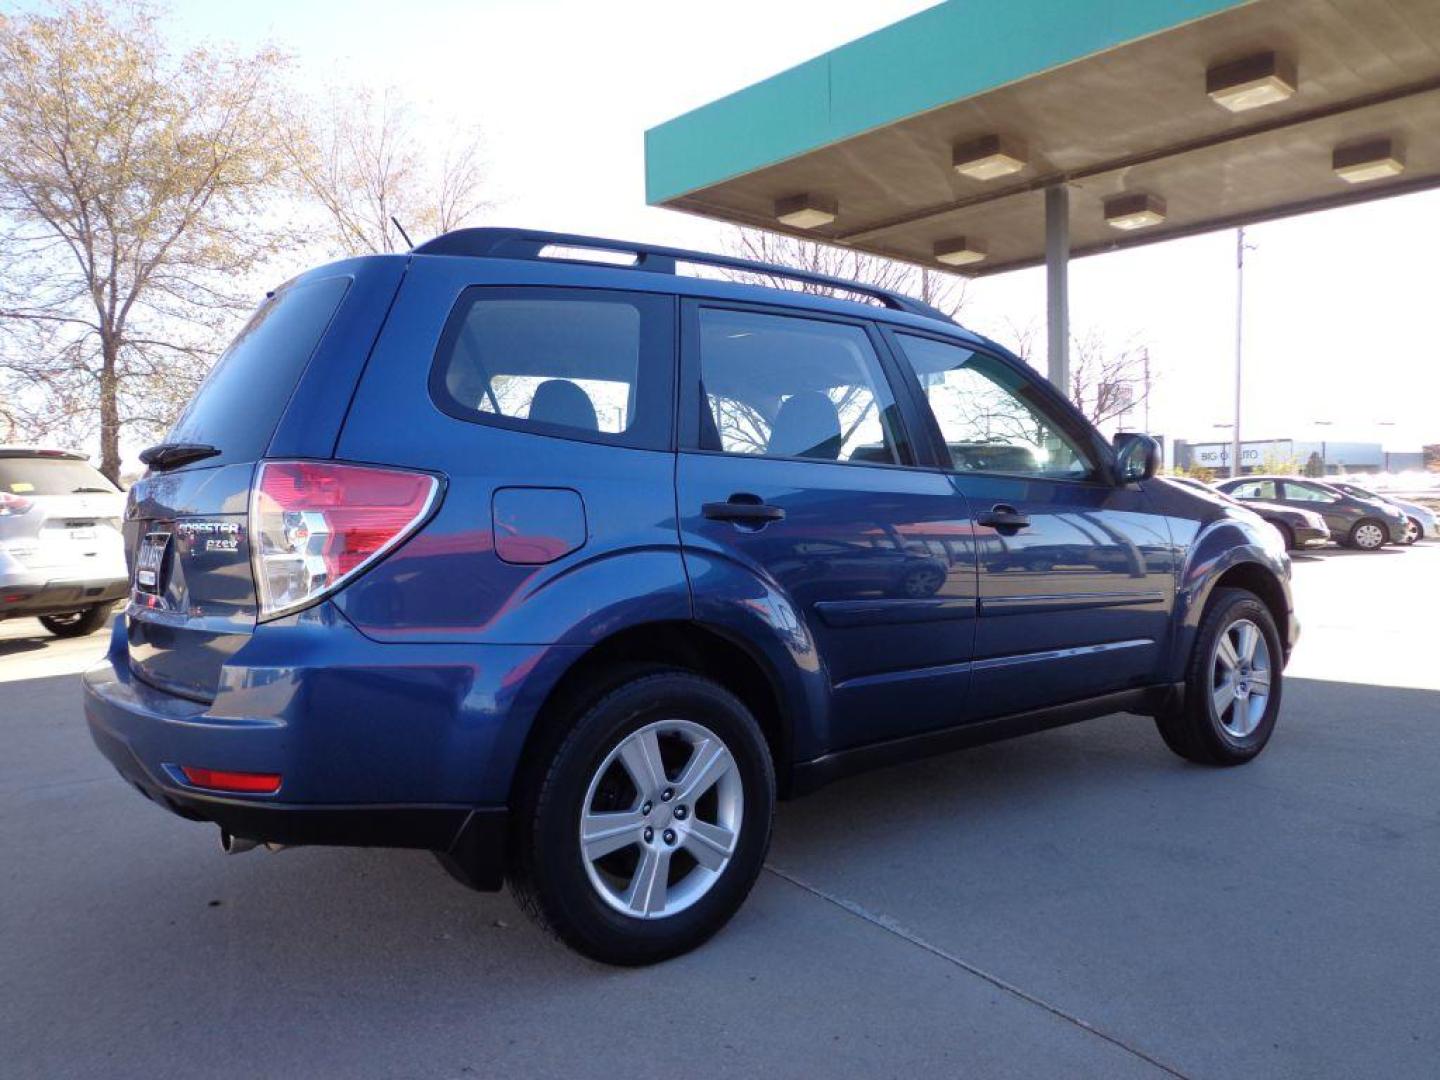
left=697, top=308, right=906, bottom=465
left=1283, top=481, right=1338, bottom=504
left=893, top=334, right=1096, bottom=479
left=431, top=288, right=671, bottom=447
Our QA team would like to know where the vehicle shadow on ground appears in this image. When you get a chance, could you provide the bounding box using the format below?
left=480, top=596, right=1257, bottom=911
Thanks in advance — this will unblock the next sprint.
left=7, top=671, right=1439, bottom=1077
left=1292, top=545, right=1407, bottom=562
left=0, top=633, right=49, bottom=659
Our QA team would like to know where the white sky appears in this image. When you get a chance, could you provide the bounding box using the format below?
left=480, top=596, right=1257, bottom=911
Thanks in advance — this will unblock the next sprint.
left=160, top=0, right=1439, bottom=454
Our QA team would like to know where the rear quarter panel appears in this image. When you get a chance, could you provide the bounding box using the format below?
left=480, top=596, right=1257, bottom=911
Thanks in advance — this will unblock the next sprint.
left=332, top=256, right=690, bottom=646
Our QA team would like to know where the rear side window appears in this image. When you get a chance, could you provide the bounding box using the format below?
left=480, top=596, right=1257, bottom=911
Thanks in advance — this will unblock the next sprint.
left=0, top=456, right=118, bottom=496
left=166, top=275, right=351, bottom=466
left=695, top=307, right=907, bottom=465
left=430, top=287, right=673, bottom=449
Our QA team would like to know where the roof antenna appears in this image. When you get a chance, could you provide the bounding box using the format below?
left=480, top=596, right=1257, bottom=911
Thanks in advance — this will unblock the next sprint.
left=391, top=216, right=415, bottom=249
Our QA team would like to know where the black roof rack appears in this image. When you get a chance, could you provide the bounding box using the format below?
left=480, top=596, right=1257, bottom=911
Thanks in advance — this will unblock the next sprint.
left=412, top=227, right=955, bottom=323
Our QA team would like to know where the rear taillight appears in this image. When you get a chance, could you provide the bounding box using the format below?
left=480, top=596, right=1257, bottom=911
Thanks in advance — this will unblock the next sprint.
left=249, top=461, right=440, bottom=621
left=0, top=492, right=32, bottom=516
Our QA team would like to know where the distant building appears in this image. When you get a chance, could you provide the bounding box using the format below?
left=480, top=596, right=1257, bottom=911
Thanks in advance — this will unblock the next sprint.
left=1175, top=439, right=1421, bottom=475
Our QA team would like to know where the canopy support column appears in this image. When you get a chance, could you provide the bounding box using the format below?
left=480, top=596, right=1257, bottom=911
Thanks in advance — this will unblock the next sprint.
left=1045, top=184, right=1070, bottom=394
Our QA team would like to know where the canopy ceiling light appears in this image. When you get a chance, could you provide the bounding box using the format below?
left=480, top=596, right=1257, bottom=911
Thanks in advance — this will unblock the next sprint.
left=1206, top=52, right=1297, bottom=112
left=1332, top=138, right=1405, bottom=184
left=952, top=134, right=1027, bottom=181
left=932, top=237, right=987, bottom=267
left=774, top=193, right=837, bottom=229
left=1104, top=193, right=1167, bottom=230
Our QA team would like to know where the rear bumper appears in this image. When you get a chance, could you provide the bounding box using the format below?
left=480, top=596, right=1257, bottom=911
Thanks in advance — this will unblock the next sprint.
left=0, top=570, right=126, bottom=618
left=81, top=608, right=581, bottom=888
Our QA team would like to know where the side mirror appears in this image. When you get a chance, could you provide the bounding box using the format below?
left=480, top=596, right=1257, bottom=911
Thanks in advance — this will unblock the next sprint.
left=1113, top=432, right=1161, bottom=483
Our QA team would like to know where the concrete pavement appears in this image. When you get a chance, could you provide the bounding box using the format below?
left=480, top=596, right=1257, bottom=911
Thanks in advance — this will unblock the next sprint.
left=3, top=544, right=1438, bottom=1078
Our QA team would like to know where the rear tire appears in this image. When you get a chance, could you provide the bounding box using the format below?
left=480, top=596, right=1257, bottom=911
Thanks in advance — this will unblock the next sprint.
left=1155, top=588, right=1283, bottom=766
left=1348, top=519, right=1387, bottom=551
left=510, top=669, right=775, bottom=965
left=39, top=603, right=111, bottom=638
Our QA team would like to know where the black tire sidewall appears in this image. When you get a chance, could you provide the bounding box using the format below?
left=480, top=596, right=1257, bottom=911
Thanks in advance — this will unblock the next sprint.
left=521, top=672, right=774, bottom=964
left=1190, top=591, right=1284, bottom=762
left=39, top=603, right=109, bottom=637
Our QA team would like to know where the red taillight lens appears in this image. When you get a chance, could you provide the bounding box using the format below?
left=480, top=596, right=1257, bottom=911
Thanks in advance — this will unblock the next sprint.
left=181, top=766, right=282, bottom=794
left=249, top=461, right=439, bottom=620
left=0, top=491, right=32, bottom=516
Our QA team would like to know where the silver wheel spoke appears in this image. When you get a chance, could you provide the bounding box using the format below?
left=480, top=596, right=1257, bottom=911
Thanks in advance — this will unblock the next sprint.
left=683, top=819, right=737, bottom=871
left=1236, top=622, right=1259, bottom=664
left=677, top=739, right=733, bottom=803
left=618, top=728, right=667, bottom=796
left=1216, top=634, right=1240, bottom=671
left=581, top=809, right=645, bottom=860
left=1247, top=668, right=1271, bottom=692
left=1212, top=679, right=1235, bottom=718
left=624, top=844, right=670, bottom=916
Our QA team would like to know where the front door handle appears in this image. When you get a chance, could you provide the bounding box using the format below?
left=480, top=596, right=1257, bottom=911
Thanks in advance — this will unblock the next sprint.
left=703, top=494, right=786, bottom=525
left=976, top=503, right=1031, bottom=531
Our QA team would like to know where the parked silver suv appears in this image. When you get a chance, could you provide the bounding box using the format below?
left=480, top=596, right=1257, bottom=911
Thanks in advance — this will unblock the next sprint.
left=0, top=448, right=126, bottom=636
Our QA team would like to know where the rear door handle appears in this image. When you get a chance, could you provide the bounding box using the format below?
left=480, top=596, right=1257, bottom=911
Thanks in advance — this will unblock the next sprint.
left=976, top=503, right=1031, bottom=530
left=703, top=494, right=786, bottom=525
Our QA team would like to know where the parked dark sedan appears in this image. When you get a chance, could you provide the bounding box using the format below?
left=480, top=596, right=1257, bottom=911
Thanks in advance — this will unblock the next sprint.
left=1165, top=476, right=1329, bottom=551
left=1215, top=475, right=1408, bottom=551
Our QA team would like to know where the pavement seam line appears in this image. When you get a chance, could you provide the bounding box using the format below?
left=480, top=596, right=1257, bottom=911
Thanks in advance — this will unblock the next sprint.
left=763, top=863, right=1192, bottom=1080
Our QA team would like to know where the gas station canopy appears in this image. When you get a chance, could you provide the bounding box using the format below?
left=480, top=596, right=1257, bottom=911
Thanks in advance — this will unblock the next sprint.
left=644, top=0, right=1440, bottom=278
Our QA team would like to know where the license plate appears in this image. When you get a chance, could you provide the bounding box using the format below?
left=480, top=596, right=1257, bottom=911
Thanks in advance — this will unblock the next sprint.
left=135, top=532, right=171, bottom=594
left=69, top=527, right=96, bottom=541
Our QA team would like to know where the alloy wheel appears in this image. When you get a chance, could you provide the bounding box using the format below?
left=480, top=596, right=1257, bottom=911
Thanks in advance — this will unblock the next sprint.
left=579, top=719, right=743, bottom=919
left=1210, top=618, right=1272, bottom=738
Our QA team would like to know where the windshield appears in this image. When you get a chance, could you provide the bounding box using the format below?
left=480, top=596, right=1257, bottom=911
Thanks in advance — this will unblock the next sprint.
left=0, top=456, right=119, bottom=496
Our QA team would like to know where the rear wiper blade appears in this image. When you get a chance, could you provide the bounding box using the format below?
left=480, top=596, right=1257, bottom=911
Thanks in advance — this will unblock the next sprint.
left=138, top=442, right=221, bottom=469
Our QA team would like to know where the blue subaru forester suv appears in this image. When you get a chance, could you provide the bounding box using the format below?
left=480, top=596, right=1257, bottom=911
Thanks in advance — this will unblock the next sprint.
left=84, top=229, right=1297, bottom=964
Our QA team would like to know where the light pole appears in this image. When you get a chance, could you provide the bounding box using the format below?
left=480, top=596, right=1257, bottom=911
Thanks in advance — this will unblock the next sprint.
left=1213, top=422, right=1234, bottom=475
left=1230, top=228, right=1252, bottom=479
left=1313, top=419, right=1333, bottom=475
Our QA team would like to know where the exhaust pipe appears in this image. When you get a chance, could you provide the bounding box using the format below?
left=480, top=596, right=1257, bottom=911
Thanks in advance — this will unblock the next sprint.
left=219, top=829, right=259, bottom=854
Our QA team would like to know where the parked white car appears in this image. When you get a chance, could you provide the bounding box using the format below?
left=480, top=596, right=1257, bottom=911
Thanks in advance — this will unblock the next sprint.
left=0, top=447, right=127, bottom=636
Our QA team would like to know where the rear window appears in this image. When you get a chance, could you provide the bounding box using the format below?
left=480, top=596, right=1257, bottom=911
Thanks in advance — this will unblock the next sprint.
left=165, top=275, right=351, bottom=466
left=0, top=456, right=118, bottom=496
left=430, top=287, right=673, bottom=449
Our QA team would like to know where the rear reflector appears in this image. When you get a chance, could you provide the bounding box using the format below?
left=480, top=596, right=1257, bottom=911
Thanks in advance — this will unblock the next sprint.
left=181, top=767, right=282, bottom=794
left=249, top=461, right=440, bottom=621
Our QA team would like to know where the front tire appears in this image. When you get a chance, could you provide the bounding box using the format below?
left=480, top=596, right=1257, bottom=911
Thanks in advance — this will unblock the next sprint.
left=510, top=670, right=775, bottom=965
left=1348, top=519, right=1387, bottom=551
left=39, top=603, right=111, bottom=638
left=1403, top=517, right=1420, bottom=545
left=1155, top=588, right=1283, bottom=766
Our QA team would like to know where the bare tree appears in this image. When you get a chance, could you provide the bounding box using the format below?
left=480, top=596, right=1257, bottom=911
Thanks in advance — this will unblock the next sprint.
left=1002, top=319, right=1154, bottom=429
left=0, top=1, right=293, bottom=480
left=286, top=86, right=489, bottom=255
left=723, top=227, right=968, bottom=319
left=1068, top=329, right=1154, bottom=430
